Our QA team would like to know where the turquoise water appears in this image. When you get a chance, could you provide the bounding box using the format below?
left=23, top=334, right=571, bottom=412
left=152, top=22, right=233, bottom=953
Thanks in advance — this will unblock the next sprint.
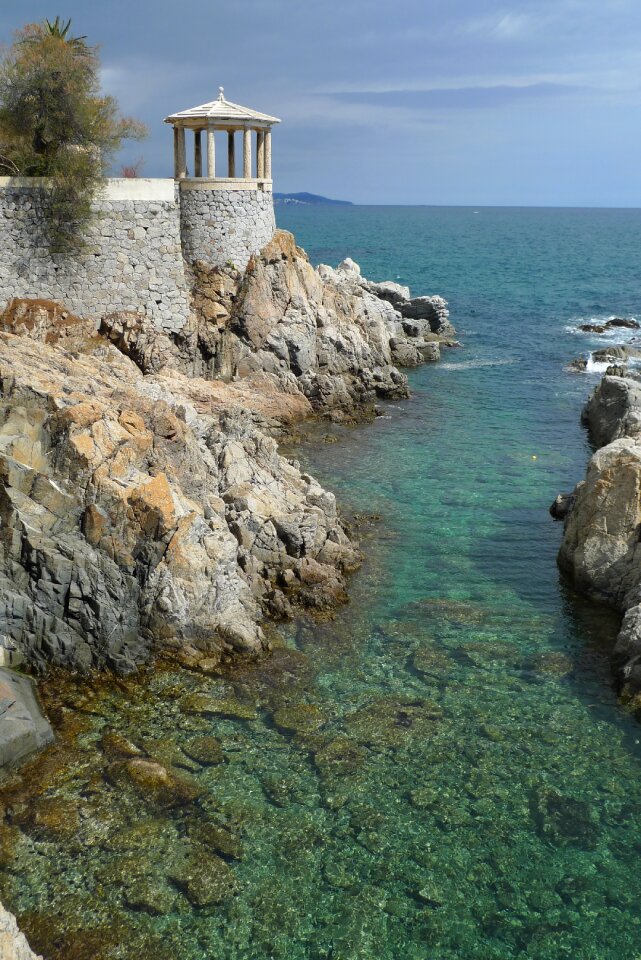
left=4, top=206, right=641, bottom=959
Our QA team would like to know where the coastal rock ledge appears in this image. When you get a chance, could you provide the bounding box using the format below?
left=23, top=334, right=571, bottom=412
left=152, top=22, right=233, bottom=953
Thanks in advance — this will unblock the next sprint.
left=0, top=230, right=453, bottom=679
left=556, top=372, right=641, bottom=697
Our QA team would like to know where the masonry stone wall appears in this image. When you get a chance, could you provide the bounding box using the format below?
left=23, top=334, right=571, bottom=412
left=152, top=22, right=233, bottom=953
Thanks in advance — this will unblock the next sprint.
left=179, top=182, right=276, bottom=270
left=0, top=176, right=277, bottom=333
left=0, top=178, right=193, bottom=334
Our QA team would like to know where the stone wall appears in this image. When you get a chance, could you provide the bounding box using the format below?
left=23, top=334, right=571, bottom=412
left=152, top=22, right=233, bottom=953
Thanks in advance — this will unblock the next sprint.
left=0, top=176, right=277, bottom=333
left=179, top=180, right=276, bottom=270
left=0, top=178, right=192, bottom=334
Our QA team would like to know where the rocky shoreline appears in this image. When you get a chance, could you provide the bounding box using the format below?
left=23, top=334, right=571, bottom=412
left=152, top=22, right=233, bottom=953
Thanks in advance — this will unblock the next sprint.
left=0, top=228, right=454, bottom=958
left=0, top=230, right=454, bottom=683
left=553, top=368, right=641, bottom=703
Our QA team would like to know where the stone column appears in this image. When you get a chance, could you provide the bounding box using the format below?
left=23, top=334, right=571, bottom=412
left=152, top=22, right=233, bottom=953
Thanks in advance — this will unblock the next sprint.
left=228, top=131, right=236, bottom=178
left=243, top=128, right=252, bottom=179
left=175, top=126, right=187, bottom=179
left=257, top=130, right=265, bottom=179
left=265, top=129, right=272, bottom=180
left=194, top=130, right=202, bottom=177
left=207, top=126, right=215, bottom=177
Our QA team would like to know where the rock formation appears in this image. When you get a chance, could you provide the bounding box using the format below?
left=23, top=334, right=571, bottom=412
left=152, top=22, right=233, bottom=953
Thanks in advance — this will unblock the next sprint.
left=0, top=231, right=454, bottom=960
left=0, top=903, right=42, bottom=960
left=0, top=230, right=454, bottom=679
left=555, top=371, right=641, bottom=697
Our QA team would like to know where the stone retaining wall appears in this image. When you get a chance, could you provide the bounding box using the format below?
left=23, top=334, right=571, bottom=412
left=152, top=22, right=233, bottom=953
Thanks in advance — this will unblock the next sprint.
left=179, top=181, right=275, bottom=270
left=0, top=178, right=192, bottom=334
left=0, top=177, right=277, bottom=332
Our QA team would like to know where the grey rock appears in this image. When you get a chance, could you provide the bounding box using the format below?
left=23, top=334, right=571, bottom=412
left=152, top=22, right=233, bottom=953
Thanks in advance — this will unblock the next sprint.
left=0, top=902, right=42, bottom=960
left=581, top=374, right=641, bottom=447
left=549, top=492, right=574, bottom=520
left=0, top=668, right=53, bottom=768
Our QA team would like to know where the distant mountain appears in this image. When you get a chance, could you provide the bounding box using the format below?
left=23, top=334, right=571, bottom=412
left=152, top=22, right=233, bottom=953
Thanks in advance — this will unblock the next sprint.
left=273, top=192, right=353, bottom=206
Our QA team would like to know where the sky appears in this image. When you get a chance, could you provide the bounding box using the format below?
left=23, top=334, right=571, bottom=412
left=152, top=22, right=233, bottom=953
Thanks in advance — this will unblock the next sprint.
left=2, top=0, right=641, bottom=206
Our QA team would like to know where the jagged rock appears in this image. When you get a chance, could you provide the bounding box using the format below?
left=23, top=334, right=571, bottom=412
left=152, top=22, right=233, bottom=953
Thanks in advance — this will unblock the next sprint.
left=0, top=902, right=42, bottom=960
left=558, top=373, right=641, bottom=694
left=0, top=326, right=356, bottom=674
left=581, top=374, right=641, bottom=447
left=579, top=323, right=606, bottom=333
left=567, top=357, right=588, bottom=372
left=0, top=232, right=451, bottom=685
left=0, top=669, right=53, bottom=768
left=592, top=345, right=641, bottom=364
left=559, top=438, right=641, bottom=605
left=399, top=295, right=455, bottom=338
left=606, top=317, right=640, bottom=329
left=0, top=298, right=95, bottom=344
left=549, top=492, right=574, bottom=521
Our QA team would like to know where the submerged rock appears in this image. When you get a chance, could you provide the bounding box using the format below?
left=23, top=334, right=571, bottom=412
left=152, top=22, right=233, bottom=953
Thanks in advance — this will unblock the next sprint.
left=530, top=785, right=600, bottom=848
left=169, top=853, right=237, bottom=907
left=105, top=758, right=203, bottom=808
left=182, top=735, right=224, bottom=766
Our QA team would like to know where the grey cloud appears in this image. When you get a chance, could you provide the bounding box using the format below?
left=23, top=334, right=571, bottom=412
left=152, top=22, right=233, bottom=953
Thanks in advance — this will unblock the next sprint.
left=329, top=82, right=585, bottom=110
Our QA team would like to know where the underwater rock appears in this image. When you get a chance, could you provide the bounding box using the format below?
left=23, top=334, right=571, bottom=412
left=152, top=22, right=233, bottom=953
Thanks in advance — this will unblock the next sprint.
left=411, top=646, right=454, bottom=679
left=343, top=696, right=443, bottom=751
left=99, top=731, right=143, bottom=760
left=169, top=852, right=237, bottom=907
left=180, top=693, right=258, bottom=721
left=106, top=758, right=203, bottom=808
left=123, top=876, right=178, bottom=916
left=187, top=822, right=243, bottom=860
left=530, top=785, right=600, bottom=848
left=16, top=796, right=80, bottom=840
left=182, top=736, right=224, bottom=766
left=271, top=703, right=327, bottom=737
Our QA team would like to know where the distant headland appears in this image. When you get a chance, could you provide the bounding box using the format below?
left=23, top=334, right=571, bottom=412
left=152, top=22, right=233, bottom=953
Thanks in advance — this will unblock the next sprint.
left=274, top=191, right=353, bottom=206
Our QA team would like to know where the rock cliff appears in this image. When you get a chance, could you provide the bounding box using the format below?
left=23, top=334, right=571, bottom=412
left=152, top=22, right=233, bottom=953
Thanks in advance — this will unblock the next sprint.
left=556, top=372, right=641, bottom=698
left=0, top=230, right=453, bottom=678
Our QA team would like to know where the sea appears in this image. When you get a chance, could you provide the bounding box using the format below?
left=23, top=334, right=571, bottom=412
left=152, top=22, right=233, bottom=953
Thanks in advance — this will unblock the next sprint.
left=4, top=205, right=641, bottom=959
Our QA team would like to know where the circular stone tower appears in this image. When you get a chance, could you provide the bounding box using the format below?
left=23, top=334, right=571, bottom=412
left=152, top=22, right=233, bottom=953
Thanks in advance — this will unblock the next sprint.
left=165, top=88, right=280, bottom=271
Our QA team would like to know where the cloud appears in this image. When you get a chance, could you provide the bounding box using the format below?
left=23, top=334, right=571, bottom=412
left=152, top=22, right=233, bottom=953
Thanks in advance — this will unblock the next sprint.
left=326, top=82, right=585, bottom=111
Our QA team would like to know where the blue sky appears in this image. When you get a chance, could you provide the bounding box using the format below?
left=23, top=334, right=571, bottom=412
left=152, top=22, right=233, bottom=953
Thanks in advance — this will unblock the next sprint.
left=2, top=0, right=641, bottom=205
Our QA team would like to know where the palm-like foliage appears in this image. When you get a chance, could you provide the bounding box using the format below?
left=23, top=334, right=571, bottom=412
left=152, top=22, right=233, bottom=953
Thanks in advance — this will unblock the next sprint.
left=20, top=17, right=88, bottom=51
left=0, top=18, right=146, bottom=250
left=44, top=16, right=87, bottom=46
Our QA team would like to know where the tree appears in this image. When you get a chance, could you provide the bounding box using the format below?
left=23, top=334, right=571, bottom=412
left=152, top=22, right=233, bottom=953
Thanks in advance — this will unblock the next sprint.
left=0, top=19, right=146, bottom=250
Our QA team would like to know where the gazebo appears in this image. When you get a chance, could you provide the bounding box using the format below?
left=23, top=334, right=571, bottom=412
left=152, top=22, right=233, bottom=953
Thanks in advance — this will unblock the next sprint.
left=164, top=88, right=280, bottom=182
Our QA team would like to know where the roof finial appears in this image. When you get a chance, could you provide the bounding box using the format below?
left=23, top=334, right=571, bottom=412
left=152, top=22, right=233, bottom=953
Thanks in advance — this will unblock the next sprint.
left=218, top=86, right=225, bottom=101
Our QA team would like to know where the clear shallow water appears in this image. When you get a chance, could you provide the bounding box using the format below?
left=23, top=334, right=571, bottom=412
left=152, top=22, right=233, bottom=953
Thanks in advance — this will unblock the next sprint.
left=4, top=206, right=641, bottom=959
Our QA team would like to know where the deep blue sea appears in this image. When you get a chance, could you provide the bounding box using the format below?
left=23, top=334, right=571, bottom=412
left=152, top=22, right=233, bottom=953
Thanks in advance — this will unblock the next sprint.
left=5, top=206, right=641, bottom=960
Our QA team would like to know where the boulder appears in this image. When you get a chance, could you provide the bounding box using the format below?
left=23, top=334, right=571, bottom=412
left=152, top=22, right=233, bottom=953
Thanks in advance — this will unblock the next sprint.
left=581, top=374, right=641, bottom=447
left=0, top=903, right=42, bottom=960
left=0, top=669, right=53, bottom=768
left=549, top=492, right=574, bottom=521
left=606, top=317, right=640, bottom=330
left=559, top=438, right=641, bottom=606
